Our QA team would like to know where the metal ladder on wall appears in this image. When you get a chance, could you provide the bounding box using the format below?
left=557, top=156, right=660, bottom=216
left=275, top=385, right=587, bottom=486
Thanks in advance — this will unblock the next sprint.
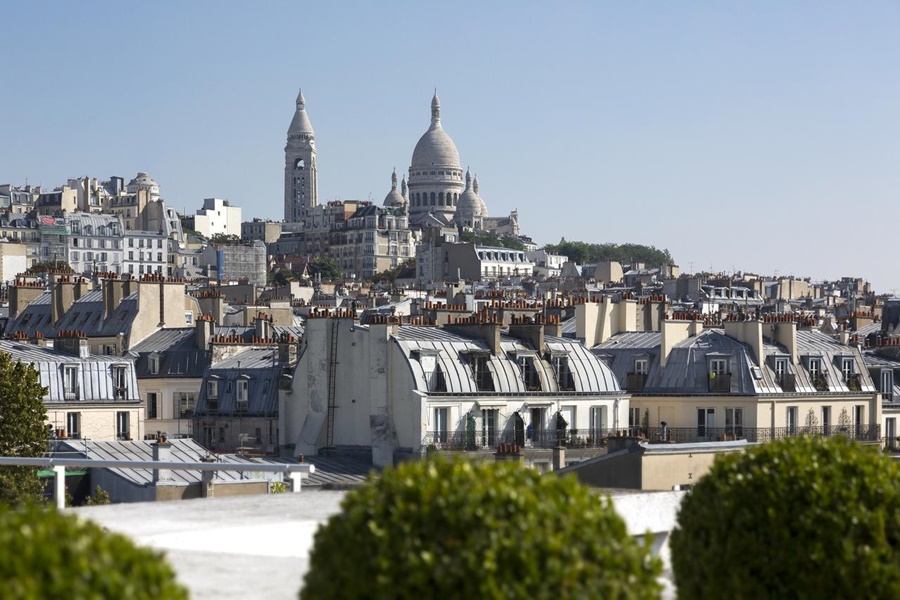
left=325, top=318, right=339, bottom=448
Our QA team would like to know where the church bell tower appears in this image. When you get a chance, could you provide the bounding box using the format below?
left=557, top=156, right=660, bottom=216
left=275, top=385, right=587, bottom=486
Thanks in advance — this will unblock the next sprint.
left=284, top=88, right=318, bottom=222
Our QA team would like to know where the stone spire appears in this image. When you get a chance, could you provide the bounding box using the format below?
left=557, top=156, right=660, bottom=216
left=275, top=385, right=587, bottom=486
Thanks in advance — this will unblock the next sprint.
left=473, top=174, right=479, bottom=194
left=287, top=87, right=315, bottom=137
left=391, top=168, right=398, bottom=190
left=465, top=167, right=473, bottom=190
left=431, top=91, right=441, bottom=127
left=400, top=175, right=408, bottom=199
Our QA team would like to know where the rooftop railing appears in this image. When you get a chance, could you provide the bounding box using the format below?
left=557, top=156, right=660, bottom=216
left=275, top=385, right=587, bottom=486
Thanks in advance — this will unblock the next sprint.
left=0, top=456, right=315, bottom=509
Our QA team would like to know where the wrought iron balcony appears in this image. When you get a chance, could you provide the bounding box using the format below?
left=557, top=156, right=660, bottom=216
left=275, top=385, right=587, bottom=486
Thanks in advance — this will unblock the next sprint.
left=645, top=425, right=880, bottom=444
left=625, top=373, right=647, bottom=393
left=421, top=428, right=619, bottom=451
left=708, top=373, right=732, bottom=393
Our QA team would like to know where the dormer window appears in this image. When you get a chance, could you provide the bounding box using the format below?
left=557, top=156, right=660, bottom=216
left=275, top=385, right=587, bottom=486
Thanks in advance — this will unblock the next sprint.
left=517, top=354, right=541, bottom=391
left=841, top=358, right=854, bottom=382
left=551, top=353, right=575, bottom=392
left=149, top=354, right=160, bottom=375
left=809, top=358, right=821, bottom=378
left=236, top=379, right=249, bottom=412
left=634, top=358, right=649, bottom=375
left=63, top=365, right=78, bottom=400
left=207, top=379, right=218, bottom=398
left=112, top=365, right=128, bottom=399
left=467, top=352, right=495, bottom=392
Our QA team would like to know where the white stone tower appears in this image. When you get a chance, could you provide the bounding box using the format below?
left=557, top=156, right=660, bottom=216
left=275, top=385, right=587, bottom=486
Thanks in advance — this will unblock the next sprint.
left=284, top=88, right=318, bottom=222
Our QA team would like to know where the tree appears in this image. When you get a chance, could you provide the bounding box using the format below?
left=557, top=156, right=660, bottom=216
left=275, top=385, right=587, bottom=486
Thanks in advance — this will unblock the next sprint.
left=544, top=239, right=674, bottom=267
left=0, top=354, right=48, bottom=506
left=460, top=230, right=526, bottom=250
left=0, top=503, right=187, bottom=599
left=209, top=233, right=241, bottom=244
left=308, top=257, right=341, bottom=281
left=671, top=436, right=900, bottom=598
left=25, top=260, right=73, bottom=274
left=300, top=457, right=661, bottom=599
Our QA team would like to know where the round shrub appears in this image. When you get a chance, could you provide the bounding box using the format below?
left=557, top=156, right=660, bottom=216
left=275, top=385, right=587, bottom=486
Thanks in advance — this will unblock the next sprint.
left=300, top=457, right=661, bottom=599
left=671, top=435, right=900, bottom=598
left=0, top=504, right=187, bottom=599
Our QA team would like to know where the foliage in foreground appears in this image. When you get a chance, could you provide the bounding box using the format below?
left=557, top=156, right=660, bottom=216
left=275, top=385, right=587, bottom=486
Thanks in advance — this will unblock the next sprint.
left=0, top=354, right=49, bottom=506
left=300, top=457, right=661, bottom=600
left=671, top=436, right=900, bottom=599
left=0, top=504, right=187, bottom=599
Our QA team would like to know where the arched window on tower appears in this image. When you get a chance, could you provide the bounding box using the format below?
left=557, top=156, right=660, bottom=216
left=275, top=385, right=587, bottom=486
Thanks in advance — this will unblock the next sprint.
left=295, top=158, right=305, bottom=170
left=430, top=192, right=436, bottom=206
left=439, top=192, right=444, bottom=206
left=415, top=193, right=420, bottom=206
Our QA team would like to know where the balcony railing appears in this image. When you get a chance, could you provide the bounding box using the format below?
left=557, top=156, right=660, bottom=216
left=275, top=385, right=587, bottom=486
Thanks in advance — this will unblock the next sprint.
left=625, top=373, right=647, bottom=393
left=708, top=373, right=732, bottom=393
left=645, top=425, right=880, bottom=444
left=422, top=428, right=619, bottom=451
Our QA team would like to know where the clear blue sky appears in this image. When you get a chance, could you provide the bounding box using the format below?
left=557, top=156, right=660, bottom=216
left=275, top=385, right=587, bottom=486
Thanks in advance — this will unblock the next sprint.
left=1, top=2, right=898, bottom=292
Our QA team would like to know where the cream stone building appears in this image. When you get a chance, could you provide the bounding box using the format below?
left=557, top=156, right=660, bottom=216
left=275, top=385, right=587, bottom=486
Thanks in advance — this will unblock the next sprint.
left=584, top=301, right=882, bottom=445
left=282, top=311, right=628, bottom=468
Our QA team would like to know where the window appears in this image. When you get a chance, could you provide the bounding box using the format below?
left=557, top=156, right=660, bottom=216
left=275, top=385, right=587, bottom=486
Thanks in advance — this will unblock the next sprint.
left=809, top=358, right=821, bottom=378
left=116, top=411, right=130, bottom=440
left=184, top=311, right=194, bottom=325
left=629, top=407, right=642, bottom=436
left=697, top=408, right=715, bottom=437
left=882, top=370, right=894, bottom=402
left=149, top=354, right=160, bottom=375
left=434, top=407, right=449, bottom=443
left=67, top=412, right=81, bottom=439
left=175, top=392, right=196, bottom=419
left=710, top=358, right=727, bottom=377
left=112, top=366, right=128, bottom=399
left=147, top=392, right=158, bottom=419
left=207, top=380, right=218, bottom=398
left=774, top=358, right=788, bottom=383
left=787, top=406, right=798, bottom=435
left=518, top=356, right=541, bottom=391
left=841, top=358, right=854, bottom=382
left=725, top=408, right=743, bottom=437
left=854, top=405, right=864, bottom=437
left=481, top=408, right=498, bottom=447
left=237, top=379, right=249, bottom=411
left=822, top=406, right=831, bottom=436
left=634, top=358, right=649, bottom=375
left=590, top=406, right=607, bottom=439
left=552, top=354, right=575, bottom=391
left=63, top=366, right=78, bottom=400
left=468, top=354, right=495, bottom=392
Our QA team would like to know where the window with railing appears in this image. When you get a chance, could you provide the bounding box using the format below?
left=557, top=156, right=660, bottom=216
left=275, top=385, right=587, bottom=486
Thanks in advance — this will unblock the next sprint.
left=67, top=412, right=81, bottom=439
left=236, top=379, right=249, bottom=412
left=175, top=392, right=196, bottom=419
left=116, top=411, right=130, bottom=440
left=112, top=366, right=128, bottom=399
left=63, top=365, right=78, bottom=400
left=883, top=370, right=895, bottom=402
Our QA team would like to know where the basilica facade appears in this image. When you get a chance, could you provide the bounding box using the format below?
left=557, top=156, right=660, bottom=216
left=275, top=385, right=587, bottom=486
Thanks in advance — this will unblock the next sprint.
left=283, top=89, right=518, bottom=237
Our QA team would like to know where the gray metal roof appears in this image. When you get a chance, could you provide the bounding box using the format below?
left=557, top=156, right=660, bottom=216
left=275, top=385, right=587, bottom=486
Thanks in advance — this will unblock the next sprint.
left=128, top=328, right=210, bottom=378
left=55, top=439, right=266, bottom=486
left=393, top=325, right=621, bottom=395
left=594, top=328, right=876, bottom=396
left=196, top=347, right=282, bottom=416
left=0, top=340, right=140, bottom=403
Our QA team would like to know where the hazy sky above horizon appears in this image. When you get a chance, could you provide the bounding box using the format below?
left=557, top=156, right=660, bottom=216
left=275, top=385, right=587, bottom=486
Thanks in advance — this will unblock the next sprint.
left=1, top=2, right=898, bottom=292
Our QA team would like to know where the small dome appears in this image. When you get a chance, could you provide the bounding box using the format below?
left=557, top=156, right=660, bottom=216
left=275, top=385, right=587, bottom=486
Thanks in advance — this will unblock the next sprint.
left=410, top=93, right=460, bottom=169
left=456, top=169, right=482, bottom=219
left=383, top=170, right=406, bottom=207
left=126, top=172, right=160, bottom=197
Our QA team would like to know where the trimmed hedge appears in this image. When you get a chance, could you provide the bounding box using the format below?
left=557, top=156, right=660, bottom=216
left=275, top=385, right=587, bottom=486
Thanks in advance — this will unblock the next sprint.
left=0, top=504, right=187, bottom=599
left=300, top=457, right=661, bottom=599
left=671, top=435, right=900, bottom=598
